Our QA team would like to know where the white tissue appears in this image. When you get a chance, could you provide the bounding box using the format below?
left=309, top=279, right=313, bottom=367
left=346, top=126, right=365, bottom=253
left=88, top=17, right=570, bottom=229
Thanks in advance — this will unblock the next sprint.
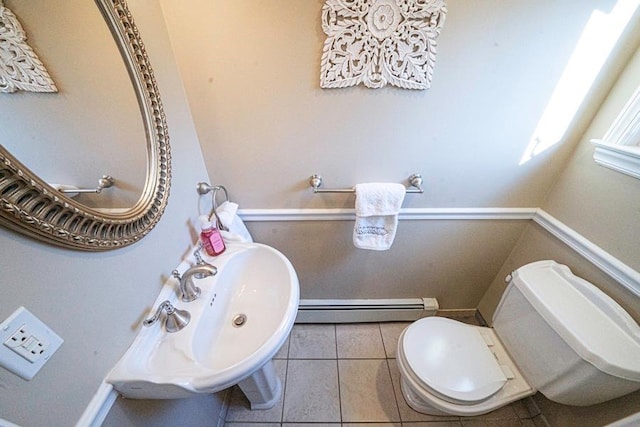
left=216, top=201, right=253, bottom=243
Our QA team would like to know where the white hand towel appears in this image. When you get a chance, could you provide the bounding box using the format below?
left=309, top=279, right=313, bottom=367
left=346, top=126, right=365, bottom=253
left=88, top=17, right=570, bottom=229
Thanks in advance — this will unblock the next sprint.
left=353, top=183, right=405, bottom=250
left=215, top=201, right=253, bottom=243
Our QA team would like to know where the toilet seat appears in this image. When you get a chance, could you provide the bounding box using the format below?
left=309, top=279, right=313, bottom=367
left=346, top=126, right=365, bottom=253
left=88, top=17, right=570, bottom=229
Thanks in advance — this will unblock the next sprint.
left=402, top=317, right=507, bottom=404
left=397, top=317, right=535, bottom=416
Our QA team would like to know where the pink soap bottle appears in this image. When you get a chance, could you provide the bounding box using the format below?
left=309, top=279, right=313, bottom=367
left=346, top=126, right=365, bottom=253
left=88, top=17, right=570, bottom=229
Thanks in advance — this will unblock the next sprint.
left=199, top=215, right=226, bottom=256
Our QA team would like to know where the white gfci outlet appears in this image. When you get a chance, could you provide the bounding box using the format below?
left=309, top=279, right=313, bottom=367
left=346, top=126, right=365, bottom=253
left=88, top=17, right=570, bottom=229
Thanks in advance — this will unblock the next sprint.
left=0, top=307, right=63, bottom=380
left=4, top=324, right=50, bottom=363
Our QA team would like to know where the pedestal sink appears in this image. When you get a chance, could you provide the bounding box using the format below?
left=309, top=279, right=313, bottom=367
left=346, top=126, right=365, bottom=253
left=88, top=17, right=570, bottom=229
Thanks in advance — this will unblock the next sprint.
left=107, top=242, right=299, bottom=409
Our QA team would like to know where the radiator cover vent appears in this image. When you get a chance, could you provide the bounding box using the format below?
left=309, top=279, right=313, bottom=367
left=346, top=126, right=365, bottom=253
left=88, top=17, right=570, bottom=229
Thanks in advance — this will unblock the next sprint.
left=296, top=298, right=439, bottom=323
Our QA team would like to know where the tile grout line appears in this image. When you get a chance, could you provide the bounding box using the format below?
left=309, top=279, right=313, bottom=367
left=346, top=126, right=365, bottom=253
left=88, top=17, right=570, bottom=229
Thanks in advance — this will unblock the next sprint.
left=386, top=357, right=403, bottom=424
left=379, top=322, right=403, bottom=424
left=335, top=323, right=341, bottom=360
left=287, top=357, right=388, bottom=360
left=335, top=324, right=343, bottom=424
left=376, top=321, right=387, bottom=358
left=281, top=332, right=291, bottom=425
left=280, top=356, right=289, bottom=425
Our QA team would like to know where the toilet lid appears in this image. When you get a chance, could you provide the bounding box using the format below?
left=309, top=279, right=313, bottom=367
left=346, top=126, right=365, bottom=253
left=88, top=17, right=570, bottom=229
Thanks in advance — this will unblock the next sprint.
left=402, top=317, right=508, bottom=403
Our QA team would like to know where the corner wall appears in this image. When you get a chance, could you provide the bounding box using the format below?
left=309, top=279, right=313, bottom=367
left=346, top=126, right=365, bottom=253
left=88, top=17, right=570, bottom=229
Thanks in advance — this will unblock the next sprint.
left=478, top=42, right=640, bottom=427
left=479, top=42, right=640, bottom=321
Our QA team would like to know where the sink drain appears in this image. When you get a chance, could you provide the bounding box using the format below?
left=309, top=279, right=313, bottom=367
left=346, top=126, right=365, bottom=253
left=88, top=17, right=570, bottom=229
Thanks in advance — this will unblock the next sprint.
left=232, top=314, right=247, bottom=327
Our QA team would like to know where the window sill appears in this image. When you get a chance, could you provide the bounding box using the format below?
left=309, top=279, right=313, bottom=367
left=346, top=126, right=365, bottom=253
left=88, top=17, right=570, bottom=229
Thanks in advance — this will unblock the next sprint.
left=591, top=139, right=640, bottom=180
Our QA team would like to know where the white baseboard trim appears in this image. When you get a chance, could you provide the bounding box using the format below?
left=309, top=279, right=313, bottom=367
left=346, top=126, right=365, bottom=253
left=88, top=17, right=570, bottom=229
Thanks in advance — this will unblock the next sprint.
left=533, top=209, right=640, bottom=298
left=75, top=382, right=118, bottom=427
left=238, top=207, right=538, bottom=222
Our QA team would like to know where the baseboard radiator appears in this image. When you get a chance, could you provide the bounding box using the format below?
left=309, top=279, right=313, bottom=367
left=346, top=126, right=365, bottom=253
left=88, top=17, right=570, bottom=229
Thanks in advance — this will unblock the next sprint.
left=296, top=298, right=439, bottom=323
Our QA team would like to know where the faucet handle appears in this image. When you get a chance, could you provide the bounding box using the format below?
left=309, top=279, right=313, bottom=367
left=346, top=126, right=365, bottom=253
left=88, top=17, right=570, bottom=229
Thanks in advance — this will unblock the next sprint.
left=171, top=269, right=182, bottom=280
left=143, top=300, right=190, bottom=333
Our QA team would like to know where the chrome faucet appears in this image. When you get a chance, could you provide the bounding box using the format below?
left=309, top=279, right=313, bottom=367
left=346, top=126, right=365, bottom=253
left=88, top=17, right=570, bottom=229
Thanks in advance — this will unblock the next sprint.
left=172, top=260, right=217, bottom=302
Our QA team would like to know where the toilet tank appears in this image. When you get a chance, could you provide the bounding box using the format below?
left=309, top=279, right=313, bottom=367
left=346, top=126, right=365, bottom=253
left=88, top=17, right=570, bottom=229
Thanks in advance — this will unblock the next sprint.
left=493, top=260, right=640, bottom=406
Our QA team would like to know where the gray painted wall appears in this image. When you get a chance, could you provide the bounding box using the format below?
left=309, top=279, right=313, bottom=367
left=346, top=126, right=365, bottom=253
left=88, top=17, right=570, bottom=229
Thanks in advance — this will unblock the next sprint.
left=542, top=45, right=640, bottom=271
left=479, top=42, right=640, bottom=321
left=162, top=0, right=629, bottom=209
left=248, top=219, right=528, bottom=307
left=161, top=0, right=638, bottom=307
left=0, top=2, right=223, bottom=426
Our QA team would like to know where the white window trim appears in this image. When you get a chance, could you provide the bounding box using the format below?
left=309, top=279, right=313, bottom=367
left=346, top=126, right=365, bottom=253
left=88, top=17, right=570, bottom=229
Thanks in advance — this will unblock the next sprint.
left=591, top=82, right=640, bottom=179
left=592, top=139, right=640, bottom=179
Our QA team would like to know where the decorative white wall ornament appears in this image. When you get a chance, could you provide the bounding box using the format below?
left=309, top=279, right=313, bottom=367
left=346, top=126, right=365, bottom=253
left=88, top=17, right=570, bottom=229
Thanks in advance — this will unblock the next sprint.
left=0, top=0, right=57, bottom=93
left=320, top=0, right=447, bottom=90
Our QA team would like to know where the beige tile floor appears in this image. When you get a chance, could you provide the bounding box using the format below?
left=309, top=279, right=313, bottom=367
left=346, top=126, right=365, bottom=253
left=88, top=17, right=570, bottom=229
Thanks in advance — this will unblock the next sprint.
left=223, top=316, right=548, bottom=427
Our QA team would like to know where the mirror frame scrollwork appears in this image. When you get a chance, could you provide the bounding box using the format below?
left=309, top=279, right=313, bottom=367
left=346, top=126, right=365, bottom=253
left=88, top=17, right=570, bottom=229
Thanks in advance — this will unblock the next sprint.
left=0, top=0, right=171, bottom=251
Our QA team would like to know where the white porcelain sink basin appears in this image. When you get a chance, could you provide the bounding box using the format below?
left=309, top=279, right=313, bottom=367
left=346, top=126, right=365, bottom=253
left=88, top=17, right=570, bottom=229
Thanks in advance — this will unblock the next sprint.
left=107, top=242, right=299, bottom=408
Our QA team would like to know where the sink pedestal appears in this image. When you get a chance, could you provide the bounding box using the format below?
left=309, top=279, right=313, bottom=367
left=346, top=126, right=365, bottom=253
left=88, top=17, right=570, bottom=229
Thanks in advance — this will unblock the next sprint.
left=238, top=359, right=281, bottom=410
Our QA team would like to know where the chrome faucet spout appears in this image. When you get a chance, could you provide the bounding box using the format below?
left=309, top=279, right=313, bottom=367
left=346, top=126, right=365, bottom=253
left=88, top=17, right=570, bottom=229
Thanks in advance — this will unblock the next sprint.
left=172, top=264, right=217, bottom=302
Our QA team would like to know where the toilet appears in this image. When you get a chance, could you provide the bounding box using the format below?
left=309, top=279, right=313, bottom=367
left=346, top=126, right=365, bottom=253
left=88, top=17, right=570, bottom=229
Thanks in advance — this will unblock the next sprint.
left=396, top=260, right=640, bottom=416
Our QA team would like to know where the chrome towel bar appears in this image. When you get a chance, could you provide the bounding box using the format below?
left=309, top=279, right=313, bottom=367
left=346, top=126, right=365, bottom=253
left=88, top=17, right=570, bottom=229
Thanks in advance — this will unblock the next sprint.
left=57, top=175, right=115, bottom=194
left=309, top=173, right=424, bottom=194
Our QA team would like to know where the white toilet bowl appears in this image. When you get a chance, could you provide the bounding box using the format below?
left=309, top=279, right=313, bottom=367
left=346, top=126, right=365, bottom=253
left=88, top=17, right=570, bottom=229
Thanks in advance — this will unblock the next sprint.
left=396, top=260, right=640, bottom=417
left=396, top=317, right=534, bottom=416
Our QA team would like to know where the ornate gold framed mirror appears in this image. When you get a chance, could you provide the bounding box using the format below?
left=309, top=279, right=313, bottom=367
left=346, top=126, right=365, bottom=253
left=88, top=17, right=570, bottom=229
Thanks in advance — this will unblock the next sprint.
left=0, top=0, right=171, bottom=251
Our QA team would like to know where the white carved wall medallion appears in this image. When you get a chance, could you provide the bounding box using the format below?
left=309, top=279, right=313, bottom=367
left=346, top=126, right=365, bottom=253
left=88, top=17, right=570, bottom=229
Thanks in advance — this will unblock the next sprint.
left=0, top=0, right=57, bottom=93
left=320, top=0, right=447, bottom=90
